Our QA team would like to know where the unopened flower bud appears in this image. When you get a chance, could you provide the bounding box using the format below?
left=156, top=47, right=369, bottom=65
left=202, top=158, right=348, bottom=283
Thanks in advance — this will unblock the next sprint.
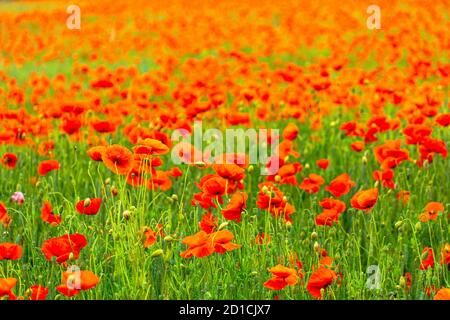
left=164, top=235, right=174, bottom=242
left=314, top=241, right=320, bottom=252
left=218, top=222, right=229, bottom=230
left=415, top=222, right=422, bottom=231
left=394, top=220, right=403, bottom=229
left=151, top=249, right=164, bottom=258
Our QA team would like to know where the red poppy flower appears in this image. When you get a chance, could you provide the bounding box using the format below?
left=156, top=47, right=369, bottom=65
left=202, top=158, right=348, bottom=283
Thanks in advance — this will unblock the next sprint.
left=41, top=233, right=87, bottom=264
left=420, top=247, right=435, bottom=270
left=1, top=153, right=18, bottom=169
left=41, top=201, right=62, bottom=226
left=306, top=266, right=337, bottom=299
left=434, top=288, right=450, bottom=300
left=199, top=212, right=218, bottom=234
left=142, top=224, right=163, bottom=248
left=180, top=230, right=239, bottom=258
left=38, top=159, right=60, bottom=176
left=418, top=202, right=445, bottom=222
left=75, top=198, right=102, bottom=215
left=29, top=285, right=49, bottom=300
left=0, top=243, right=22, bottom=260
left=57, top=270, right=100, bottom=297
left=263, top=265, right=299, bottom=290
left=0, top=278, right=17, bottom=300
left=440, top=243, right=450, bottom=266
left=300, top=173, right=325, bottom=194
left=132, top=138, right=169, bottom=155
left=101, top=144, right=133, bottom=175
left=0, top=202, right=12, bottom=227
left=396, top=190, right=410, bottom=204
left=325, top=173, right=355, bottom=198
left=221, top=192, right=247, bottom=222
left=86, top=146, right=106, bottom=161
left=373, top=169, right=395, bottom=189
left=315, top=209, right=340, bottom=226
left=351, top=141, right=365, bottom=152
left=316, top=158, right=329, bottom=170
left=282, top=123, right=299, bottom=140
left=350, top=188, right=378, bottom=212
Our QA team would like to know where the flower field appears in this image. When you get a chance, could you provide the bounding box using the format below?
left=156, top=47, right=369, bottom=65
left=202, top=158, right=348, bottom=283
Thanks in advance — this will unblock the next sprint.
left=0, top=0, right=449, bottom=300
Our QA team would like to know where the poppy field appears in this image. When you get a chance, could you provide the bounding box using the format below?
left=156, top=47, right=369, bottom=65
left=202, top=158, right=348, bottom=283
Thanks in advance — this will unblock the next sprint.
left=0, top=0, right=449, bottom=301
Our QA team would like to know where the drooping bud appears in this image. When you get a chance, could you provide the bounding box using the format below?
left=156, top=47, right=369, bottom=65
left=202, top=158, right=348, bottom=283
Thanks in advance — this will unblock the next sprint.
left=151, top=249, right=164, bottom=258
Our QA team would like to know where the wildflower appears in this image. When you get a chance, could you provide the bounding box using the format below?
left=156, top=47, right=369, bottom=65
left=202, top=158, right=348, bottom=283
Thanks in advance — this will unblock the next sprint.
left=10, top=191, right=24, bottom=205
left=76, top=198, right=102, bottom=215
left=263, top=265, right=299, bottom=290
left=350, top=188, right=379, bottom=212
left=38, top=159, right=60, bottom=176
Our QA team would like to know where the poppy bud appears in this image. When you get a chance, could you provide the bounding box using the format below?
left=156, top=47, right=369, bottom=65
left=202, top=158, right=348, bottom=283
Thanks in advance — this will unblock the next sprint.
left=374, top=180, right=379, bottom=188
left=105, top=178, right=111, bottom=185
left=362, top=156, right=368, bottom=164
left=284, top=156, right=289, bottom=163
left=250, top=271, right=258, bottom=276
left=248, top=165, right=254, bottom=173
left=311, top=231, right=318, bottom=239
left=399, top=276, right=406, bottom=288
left=83, top=198, right=91, bottom=207
left=282, top=196, right=287, bottom=202
left=151, top=249, right=164, bottom=258
left=274, top=175, right=281, bottom=182
left=266, top=78, right=271, bottom=86
left=164, top=235, right=174, bottom=242
left=394, top=220, right=403, bottom=229
left=304, top=163, right=310, bottom=169
left=285, top=221, right=292, bottom=228
left=330, top=120, right=337, bottom=127
left=68, top=252, right=74, bottom=261
left=261, top=185, right=268, bottom=194
left=111, top=186, right=118, bottom=196
left=415, top=222, right=422, bottom=231
left=171, top=194, right=178, bottom=201
left=314, top=241, right=320, bottom=252
left=123, top=210, right=130, bottom=220
left=195, top=161, right=206, bottom=168
left=218, top=222, right=229, bottom=230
